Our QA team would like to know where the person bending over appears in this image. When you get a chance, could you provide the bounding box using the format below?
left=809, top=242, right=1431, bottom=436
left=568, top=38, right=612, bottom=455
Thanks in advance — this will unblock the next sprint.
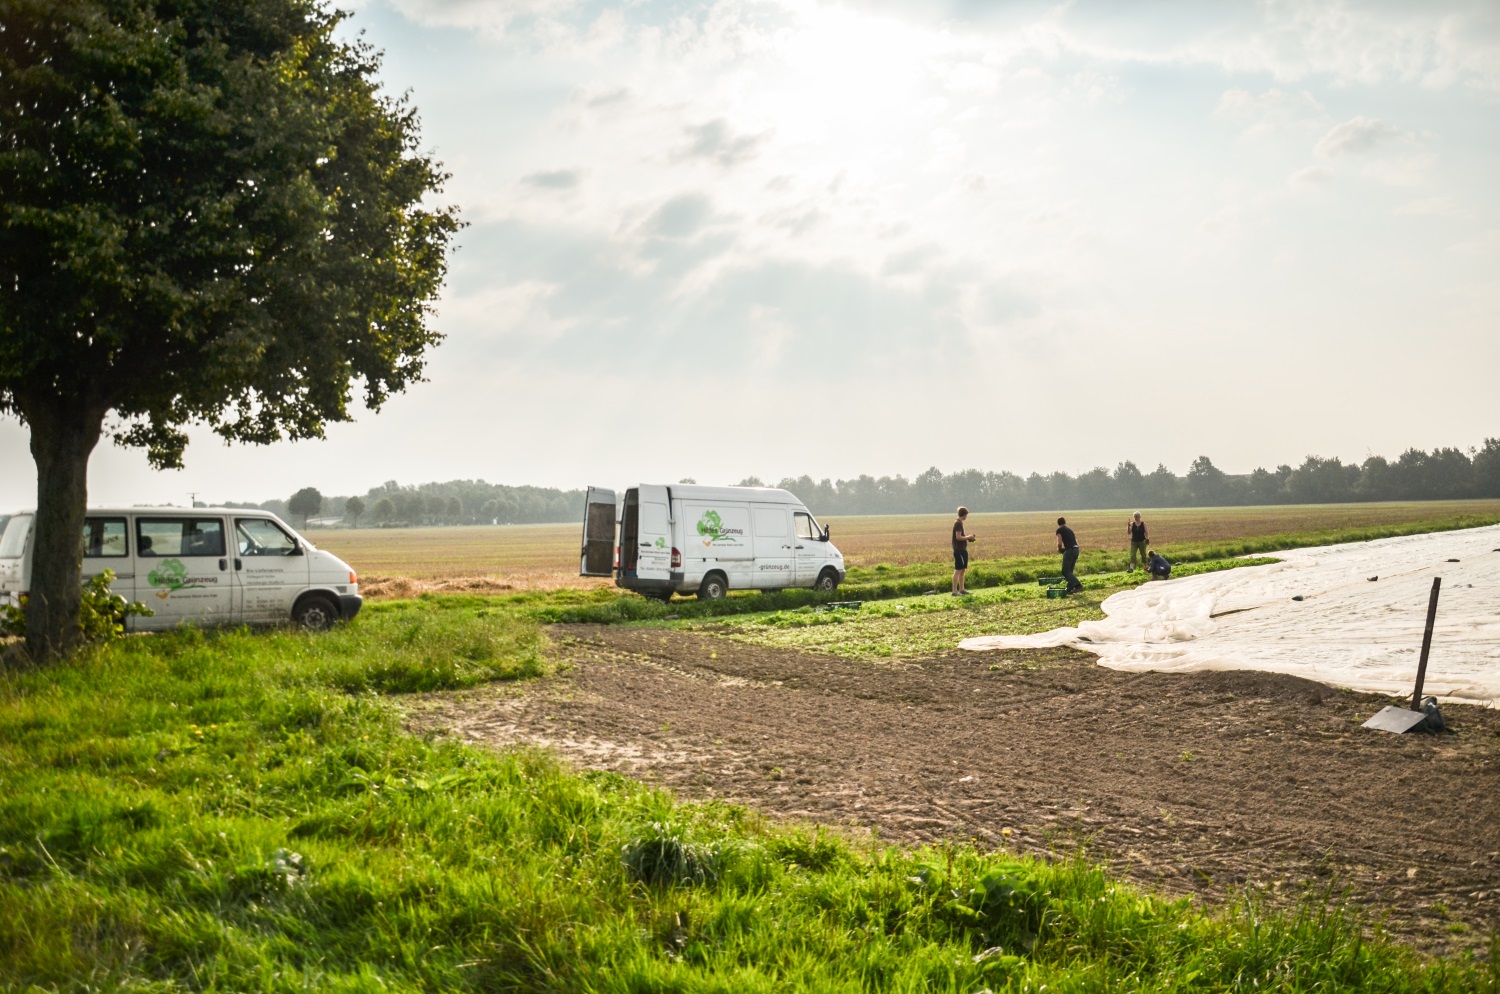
left=952, top=506, right=977, bottom=596
left=1148, top=550, right=1172, bottom=581
left=1055, top=517, right=1083, bottom=594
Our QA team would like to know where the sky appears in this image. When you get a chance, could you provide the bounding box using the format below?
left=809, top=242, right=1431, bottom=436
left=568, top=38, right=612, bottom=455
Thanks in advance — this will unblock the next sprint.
left=3, top=0, right=1498, bottom=507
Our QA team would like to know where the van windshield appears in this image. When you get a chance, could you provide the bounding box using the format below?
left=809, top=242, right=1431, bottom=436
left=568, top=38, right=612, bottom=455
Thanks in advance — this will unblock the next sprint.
left=0, top=514, right=33, bottom=559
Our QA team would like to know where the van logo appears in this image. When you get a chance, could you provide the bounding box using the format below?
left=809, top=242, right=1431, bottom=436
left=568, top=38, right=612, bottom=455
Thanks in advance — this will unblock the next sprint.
left=655, top=537, right=666, bottom=548
left=696, top=510, right=743, bottom=546
left=147, top=558, right=200, bottom=597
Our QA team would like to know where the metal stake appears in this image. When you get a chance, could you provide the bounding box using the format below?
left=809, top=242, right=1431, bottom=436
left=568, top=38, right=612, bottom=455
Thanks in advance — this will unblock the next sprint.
left=1410, top=577, right=1441, bottom=711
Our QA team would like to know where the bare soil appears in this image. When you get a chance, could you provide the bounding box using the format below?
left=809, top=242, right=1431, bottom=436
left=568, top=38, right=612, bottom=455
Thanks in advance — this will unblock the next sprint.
left=406, top=624, right=1500, bottom=953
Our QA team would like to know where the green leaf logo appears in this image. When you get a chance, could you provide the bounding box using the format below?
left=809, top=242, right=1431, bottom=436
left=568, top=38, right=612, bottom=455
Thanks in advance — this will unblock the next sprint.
left=147, top=558, right=192, bottom=592
left=696, top=510, right=724, bottom=542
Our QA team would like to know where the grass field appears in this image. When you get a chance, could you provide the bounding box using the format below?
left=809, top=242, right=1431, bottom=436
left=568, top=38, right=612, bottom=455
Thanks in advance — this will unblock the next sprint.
left=307, top=500, right=1500, bottom=596
left=4, top=593, right=1495, bottom=991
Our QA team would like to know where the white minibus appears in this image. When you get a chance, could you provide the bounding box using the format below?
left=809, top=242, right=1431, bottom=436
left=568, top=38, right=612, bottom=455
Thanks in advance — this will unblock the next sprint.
left=0, top=507, right=361, bottom=631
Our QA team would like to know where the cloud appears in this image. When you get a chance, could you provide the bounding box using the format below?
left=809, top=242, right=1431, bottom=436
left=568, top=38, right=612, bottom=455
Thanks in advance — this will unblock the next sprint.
left=675, top=119, right=768, bottom=168
left=1288, top=164, right=1334, bottom=189
left=1213, top=87, right=1326, bottom=141
left=1396, top=196, right=1469, bottom=218
left=521, top=168, right=582, bottom=190
left=1314, top=116, right=1411, bottom=158
left=643, top=193, right=715, bottom=239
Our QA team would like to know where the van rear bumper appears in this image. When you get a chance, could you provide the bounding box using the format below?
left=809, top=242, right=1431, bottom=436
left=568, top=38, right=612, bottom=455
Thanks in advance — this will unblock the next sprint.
left=617, top=575, right=675, bottom=594
left=339, top=594, right=364, bottom=620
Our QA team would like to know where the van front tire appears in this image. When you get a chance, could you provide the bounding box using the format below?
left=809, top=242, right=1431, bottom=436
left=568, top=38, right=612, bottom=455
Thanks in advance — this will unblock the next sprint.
left=814, top=569, right=839, bottom=593
left=293, top=594, right=339, bottom=632
left=697, top=573, right=728, bottom=601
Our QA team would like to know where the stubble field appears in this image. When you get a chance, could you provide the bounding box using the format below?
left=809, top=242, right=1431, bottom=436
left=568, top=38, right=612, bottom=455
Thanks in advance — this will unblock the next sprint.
left=308, top=500, right=1500, bottom=597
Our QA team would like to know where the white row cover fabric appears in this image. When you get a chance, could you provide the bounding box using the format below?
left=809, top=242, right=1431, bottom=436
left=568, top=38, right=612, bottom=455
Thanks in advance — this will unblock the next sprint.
left=959, top=524, right=1500, bottom=707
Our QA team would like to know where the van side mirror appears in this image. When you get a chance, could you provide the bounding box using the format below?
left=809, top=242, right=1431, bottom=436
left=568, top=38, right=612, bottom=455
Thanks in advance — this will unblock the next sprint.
left=822, top=525, right=830, bottom=542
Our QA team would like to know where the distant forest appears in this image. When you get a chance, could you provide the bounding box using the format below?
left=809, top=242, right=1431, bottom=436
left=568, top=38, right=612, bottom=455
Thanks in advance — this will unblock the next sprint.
left=230, top=439, right=1500, bottom=525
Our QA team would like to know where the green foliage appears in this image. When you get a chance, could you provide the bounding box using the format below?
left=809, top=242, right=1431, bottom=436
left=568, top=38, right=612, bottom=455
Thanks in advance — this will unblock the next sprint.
left=0, top=0, right=459, bottom=658
left=288, top=487, right=324, bottom=527
left=0, top=596, right=1488, bottom=990
left=76, top=569, right=154, bottom=642
left=0, top=569, right=152, bottom=643
left=0, top=0, right=460, bottom=463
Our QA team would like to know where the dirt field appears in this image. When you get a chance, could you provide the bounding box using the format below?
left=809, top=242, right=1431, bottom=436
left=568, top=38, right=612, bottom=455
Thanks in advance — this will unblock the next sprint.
left=312, top=501, right=1500, bottom=593
left=407, top=624, right=1500, bottom=954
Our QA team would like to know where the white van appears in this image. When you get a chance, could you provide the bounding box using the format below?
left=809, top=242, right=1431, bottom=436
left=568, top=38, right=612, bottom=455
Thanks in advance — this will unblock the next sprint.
left=0, top=507, right=361, bottom=631
left=579, top=484, right=846, bottom=600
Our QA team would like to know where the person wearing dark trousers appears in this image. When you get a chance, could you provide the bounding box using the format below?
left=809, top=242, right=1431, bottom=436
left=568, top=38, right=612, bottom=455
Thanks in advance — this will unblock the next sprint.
left=951, top=506, right=977, bottom=596
left=1056, top=516, right=1083, bottom=593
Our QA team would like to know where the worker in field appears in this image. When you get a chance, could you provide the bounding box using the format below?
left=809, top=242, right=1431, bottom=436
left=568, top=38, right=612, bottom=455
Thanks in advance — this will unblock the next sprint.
left=952, top=506, right=977, bottom=596
left=1055, top=516, right=1083, bottom=594
left=1148, top=550, right=1173, bottom=581
left=1127, top=511, right=1150, bottom=571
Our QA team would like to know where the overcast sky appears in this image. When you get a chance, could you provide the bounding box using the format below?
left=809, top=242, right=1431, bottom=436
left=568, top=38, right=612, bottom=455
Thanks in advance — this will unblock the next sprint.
left=3, top=0, right=1498, bottom=507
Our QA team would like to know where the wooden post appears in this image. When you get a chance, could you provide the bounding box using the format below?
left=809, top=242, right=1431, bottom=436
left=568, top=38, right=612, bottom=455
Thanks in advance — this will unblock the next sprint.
left=1410, top=577, right=1442, bottom=711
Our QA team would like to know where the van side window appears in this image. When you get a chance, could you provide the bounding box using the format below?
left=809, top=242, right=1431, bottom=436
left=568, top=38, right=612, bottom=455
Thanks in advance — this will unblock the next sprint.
left=236, top=518, right=297, bottom=556
left=136, top=518, right=226, bottom=557
left=794, top=513, right=819, bottom=540
left=83, top=518, right=128, bottom=558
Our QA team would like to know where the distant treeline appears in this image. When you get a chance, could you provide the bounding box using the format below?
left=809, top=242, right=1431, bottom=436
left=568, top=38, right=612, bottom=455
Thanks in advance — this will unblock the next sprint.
left=741, top=439, right=1500, bottom=516
left=225, top=480, right=586, bottom=527
left=223, top=439, right=1500, bottom=525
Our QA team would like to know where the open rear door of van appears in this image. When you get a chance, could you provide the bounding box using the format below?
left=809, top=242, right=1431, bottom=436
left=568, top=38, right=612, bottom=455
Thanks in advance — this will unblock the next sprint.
left=633, top=484, right=672, bottom=583
left=580, top=487, right=617, bottom=577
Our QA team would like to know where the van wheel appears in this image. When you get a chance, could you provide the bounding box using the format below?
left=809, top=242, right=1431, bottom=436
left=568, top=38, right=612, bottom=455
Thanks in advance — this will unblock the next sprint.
left=697, top=573, right=728, bottom=601
left=814, top=569, right=839, bottom=593
left=293, top=595, right=339, bottom=632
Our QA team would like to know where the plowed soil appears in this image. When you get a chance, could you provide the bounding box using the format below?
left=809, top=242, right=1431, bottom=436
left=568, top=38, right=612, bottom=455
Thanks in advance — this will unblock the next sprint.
left=406, top=624, right=1500, bottom=953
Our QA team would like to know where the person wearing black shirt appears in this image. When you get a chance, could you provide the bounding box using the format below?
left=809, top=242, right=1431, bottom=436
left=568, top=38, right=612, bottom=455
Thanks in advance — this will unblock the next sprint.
left=1055, top=517, right=1082, bottom=593
left=1127, top=512, right=1149, bottom=572
left=951, top=506, right=977, bottom=596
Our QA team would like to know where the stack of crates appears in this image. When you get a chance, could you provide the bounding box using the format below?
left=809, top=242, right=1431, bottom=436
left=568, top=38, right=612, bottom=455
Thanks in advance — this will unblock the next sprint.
left=1038, top=576, right=1068, bottom=599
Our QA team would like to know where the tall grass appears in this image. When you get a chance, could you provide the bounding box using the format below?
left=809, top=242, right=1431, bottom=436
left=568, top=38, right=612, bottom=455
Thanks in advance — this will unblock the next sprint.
left=1, top=598, right=1493, bottom=990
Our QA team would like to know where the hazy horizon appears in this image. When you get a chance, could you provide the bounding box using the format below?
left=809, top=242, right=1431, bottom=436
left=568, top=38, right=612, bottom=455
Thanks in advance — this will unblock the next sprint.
left=3, top=0, right=1497, bottom=508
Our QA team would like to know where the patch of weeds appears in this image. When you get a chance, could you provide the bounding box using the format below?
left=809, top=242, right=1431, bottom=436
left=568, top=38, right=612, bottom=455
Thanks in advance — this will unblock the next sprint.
left=621, top=822, right=723, bottom=886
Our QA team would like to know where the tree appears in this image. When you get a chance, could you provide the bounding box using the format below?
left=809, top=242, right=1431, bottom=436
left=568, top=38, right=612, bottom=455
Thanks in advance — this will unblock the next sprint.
left=1186, top=456, right=1228, bottom=505
left=0, top=0, right=460, bottom=659
left=1474, top=439, right=1500, bottom=498
left=344, top=495, right=366, bottom=527
left=446, top=495, right=463, bottom=522
left=288, top=488, right=323, bottom=529
left=372, top=497, right=397, bottom=524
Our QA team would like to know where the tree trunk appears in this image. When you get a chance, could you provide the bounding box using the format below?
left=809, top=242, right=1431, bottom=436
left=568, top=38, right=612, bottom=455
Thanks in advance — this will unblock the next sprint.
left=21, top=396, right=105, bottom=662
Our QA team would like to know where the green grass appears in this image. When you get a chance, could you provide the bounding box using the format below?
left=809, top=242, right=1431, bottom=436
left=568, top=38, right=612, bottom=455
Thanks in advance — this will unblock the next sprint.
left=840, top=511, right=1500, bottom=600
left=675, top=559, right=1270, bottom=658
left=3, top=593, right=1497, bottom=989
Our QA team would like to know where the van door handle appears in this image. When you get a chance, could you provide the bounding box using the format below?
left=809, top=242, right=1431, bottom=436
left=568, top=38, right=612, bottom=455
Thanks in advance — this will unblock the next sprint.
left=234, top=558, right=242, bottom=570
left=218, top=559, right=227, bottom=571
left=795, top=545, right=805, bottom=549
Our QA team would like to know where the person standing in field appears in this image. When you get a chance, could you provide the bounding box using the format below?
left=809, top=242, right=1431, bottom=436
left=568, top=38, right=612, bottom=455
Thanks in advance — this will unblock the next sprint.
left=952, top=506, right=977, bottom=596
left=1055, top=516, right=1083, bottom=594
left=1127, top=512, right=1150, bottom=572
